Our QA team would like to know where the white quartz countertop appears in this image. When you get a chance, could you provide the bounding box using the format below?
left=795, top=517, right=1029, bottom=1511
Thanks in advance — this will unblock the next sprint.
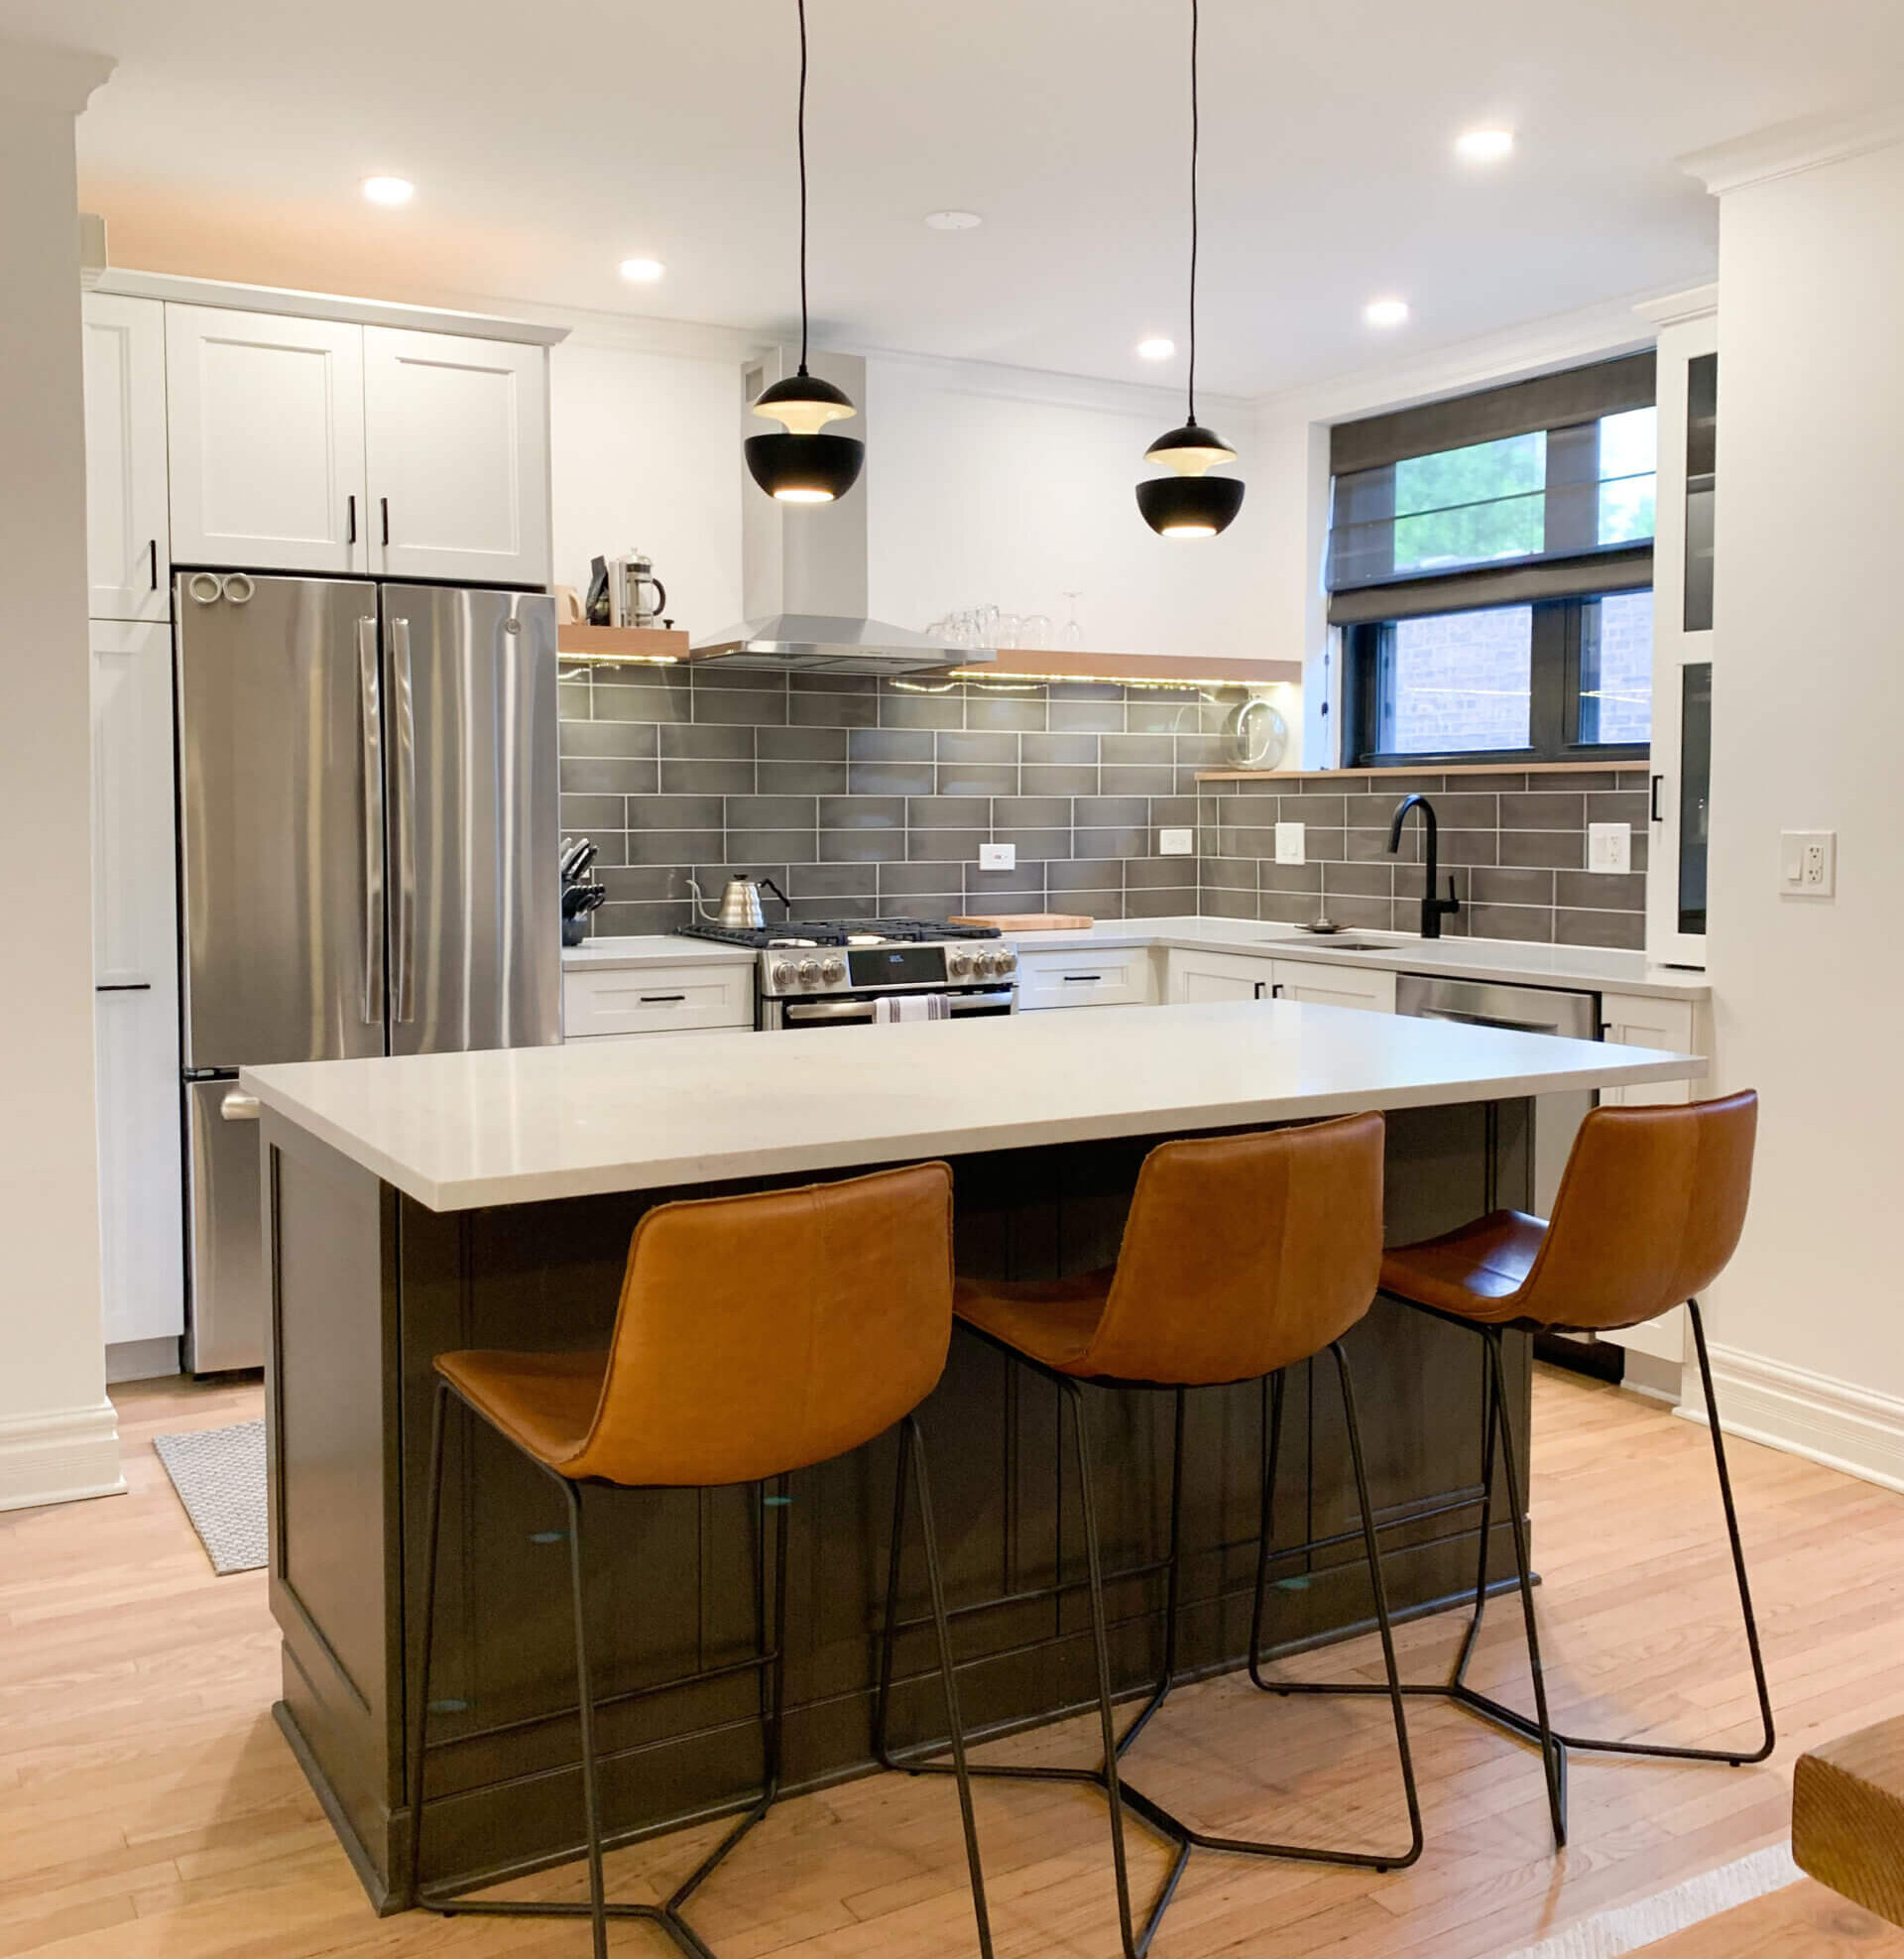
left=563, top=916, right=1709, bottom=1000
left=244, top=999, right=1701, bottom=1213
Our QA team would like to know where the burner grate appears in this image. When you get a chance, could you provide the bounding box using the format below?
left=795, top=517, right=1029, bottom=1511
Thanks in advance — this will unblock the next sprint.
left=674, top=918, right=1002, bottom=950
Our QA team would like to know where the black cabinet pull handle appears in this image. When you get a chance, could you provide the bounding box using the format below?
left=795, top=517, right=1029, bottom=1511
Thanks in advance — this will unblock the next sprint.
left=148, top=539, right=158, bottom=591
left=95, top=981, right=153, bottom=993
left=381, top=497, right=390, bottom=547
left=639, top=994, right=688, bottom=1005
left=1062, top=972, right=1104, bottom=983
left=1272, top=982, right=1284, bottom=998
left=1253, top=980, right=1266, bottom=998
left=1650, top=773, right=1664, bottom=822
left=347, top=494, right=357, bottom=545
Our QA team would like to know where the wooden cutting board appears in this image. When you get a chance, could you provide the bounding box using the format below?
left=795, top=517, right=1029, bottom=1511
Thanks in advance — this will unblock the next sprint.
left=950, top=913, right=1094, bottom=931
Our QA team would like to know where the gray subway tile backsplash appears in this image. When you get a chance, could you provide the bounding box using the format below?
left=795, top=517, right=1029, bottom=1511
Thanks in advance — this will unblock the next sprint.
left=558, top=680, right=1649, bottom=951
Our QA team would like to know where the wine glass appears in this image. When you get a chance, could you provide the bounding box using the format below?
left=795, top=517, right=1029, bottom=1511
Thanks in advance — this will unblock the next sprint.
left=1061, top=592, right=1085, bottom=649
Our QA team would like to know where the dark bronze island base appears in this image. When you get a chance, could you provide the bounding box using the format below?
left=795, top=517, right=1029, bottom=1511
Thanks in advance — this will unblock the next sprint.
left=260, top=1098, right=1537, bottom=1911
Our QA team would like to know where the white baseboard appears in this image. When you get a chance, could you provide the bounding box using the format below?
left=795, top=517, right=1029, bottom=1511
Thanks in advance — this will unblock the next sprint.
left=106, top=1336, right=182, bottom=1385
left=1679, top=1343, right=1904, bottom=1495
left=0, top=1398, right=125, bottom=1513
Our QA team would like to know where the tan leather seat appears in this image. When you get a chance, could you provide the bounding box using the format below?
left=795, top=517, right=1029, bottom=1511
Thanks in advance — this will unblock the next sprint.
left=955, top=1114, right=1385, bottom=1386
left=435, top=1161, right=955, bottom=1488
left=1379, top=1091, right=1757, bottom=1330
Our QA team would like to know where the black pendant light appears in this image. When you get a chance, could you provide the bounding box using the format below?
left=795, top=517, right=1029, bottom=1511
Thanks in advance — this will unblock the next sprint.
left=1136, top=0, right=1244, bottom=539
left=746, top=0, right=864, bottom=504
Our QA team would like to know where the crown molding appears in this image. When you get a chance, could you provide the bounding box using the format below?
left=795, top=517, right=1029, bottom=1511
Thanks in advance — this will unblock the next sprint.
left=1633, top=283, right=1719, bottom=329
left=0, top=37, right=114, bottom=113
left=1682, top=104, right=1904, bottom=195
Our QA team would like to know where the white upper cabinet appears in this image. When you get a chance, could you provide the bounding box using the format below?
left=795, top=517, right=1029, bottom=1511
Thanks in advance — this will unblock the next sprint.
left=364, top=327, right=550, bottom=586
left=82, top=293, right=171, bottom=621
left=165, top=305, right=368, bottom=575
left=90, top=619, right=184, bottom=1345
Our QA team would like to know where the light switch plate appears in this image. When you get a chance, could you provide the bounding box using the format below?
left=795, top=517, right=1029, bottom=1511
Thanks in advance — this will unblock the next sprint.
left=1779, top=829, right=1836, bottom=897
left=1587, top=821, right=1631, bottom=873
left=1157, top=827, right=1194, bottom=857
left=979, top=842, right=1015, bottom=871
left=1274, top=821, right=1305, bottom=865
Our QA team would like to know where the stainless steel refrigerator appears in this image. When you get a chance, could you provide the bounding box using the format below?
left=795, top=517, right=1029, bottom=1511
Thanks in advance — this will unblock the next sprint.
left=176, top=574, right=560, bottom=1371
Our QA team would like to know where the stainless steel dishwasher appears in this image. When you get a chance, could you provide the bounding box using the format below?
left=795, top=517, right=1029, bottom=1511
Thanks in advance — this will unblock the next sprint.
left=1395, top=973, right=1610, bottom=1377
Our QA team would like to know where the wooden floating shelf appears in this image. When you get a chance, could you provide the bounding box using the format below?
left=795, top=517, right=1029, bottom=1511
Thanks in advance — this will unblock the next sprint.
left=952, top=648, right=1302, bottom=689
left=557, top=625, right=689, bottom=663
left=1198, top=759, right=1646, bottom=782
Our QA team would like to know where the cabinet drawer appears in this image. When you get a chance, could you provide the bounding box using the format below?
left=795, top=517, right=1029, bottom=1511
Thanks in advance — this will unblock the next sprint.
left=1599, top=991, right=1700, bottom=1107
left=563, top=963, right=754, bottom=1039
left=1015, top=947, right=1158, bottom=1010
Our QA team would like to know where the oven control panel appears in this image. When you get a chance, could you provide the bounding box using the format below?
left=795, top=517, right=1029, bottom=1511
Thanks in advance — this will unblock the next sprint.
left=762, top=942, right=1016, bottom=995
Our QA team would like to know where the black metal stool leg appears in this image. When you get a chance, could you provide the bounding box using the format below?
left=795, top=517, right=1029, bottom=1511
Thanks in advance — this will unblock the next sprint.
left=562, top=1478, right=611, bottom=1959
left=1449, top=1336, right=1500, bottom=1691
left=405, top=1379, right=450, bottom=1908
left=905, top=1413, right=996, bottom=1959
left=1247, top=1371, right=1287, bottom=1695
left=1116, top=1387, right=1187, bottom=1760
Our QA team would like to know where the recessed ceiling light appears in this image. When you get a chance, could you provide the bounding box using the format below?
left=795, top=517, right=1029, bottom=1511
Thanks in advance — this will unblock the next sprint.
left=1136, top=336, right=1176, bottom=362
left=619, top=257, right=665, bottom=283
left=1365, top=297, right=1411, bottom=328
left=361, top=176, right=415, bottom=206
left=924, top=209, right=982, bottom=231
left=1455, top=127, right=1515, bottom=163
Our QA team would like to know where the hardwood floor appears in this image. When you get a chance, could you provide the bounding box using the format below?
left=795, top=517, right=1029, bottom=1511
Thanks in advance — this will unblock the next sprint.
left=3, top=1365, right=1902, bottom=1958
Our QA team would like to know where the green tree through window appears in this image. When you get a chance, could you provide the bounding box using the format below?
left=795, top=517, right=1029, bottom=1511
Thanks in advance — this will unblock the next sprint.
left=1393, top=432, right=1546, bottom=571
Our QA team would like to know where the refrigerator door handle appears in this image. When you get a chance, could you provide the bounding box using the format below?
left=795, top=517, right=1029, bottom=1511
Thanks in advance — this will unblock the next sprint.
left=357, top=616, right=384, bottom=1025
left=391, top=614, right=418, bottom=1024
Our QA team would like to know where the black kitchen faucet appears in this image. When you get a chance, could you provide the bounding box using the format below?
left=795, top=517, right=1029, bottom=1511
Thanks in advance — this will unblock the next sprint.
left=1388, top=795, right=1463, bottom=940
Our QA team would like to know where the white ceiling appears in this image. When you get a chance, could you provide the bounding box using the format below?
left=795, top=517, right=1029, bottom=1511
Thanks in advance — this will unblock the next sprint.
left=10, top=0, right=1903, bottom=397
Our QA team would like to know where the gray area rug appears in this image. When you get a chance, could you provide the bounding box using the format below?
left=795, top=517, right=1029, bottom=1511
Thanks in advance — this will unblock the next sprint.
left=1501, top=1842, right=1801, bottom=1958
left=154, top=1419, right=267, bottom=1575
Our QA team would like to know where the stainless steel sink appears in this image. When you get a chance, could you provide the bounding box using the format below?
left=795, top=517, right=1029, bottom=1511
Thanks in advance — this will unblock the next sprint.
left=1261, top=935, right=1396, bottom=953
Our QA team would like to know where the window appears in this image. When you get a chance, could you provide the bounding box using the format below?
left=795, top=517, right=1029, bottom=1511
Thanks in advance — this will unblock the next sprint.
left=1329, top=354, right=1657, bottom=767
left=1347, top=592, right=1651, bottom=766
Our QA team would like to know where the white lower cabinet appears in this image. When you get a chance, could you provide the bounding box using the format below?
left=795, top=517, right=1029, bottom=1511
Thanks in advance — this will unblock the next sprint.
left=1015, top=945, right=1159, bottom=1010
left=1164, top=947, right=1397, bottom=1014
left=563, top=962, right=754, bottom=1040
left=1597, top=989, right=1707, bottom=1368
left=90, top=619, right=184, bottom=1347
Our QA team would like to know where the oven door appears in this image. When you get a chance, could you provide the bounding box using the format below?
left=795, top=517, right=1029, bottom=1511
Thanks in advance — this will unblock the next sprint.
left=770, top=987, right=1016, bottom=1029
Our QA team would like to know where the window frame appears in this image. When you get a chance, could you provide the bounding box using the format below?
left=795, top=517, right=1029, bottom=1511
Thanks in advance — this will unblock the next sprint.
left=1344, top=592, right=1652, bottom=770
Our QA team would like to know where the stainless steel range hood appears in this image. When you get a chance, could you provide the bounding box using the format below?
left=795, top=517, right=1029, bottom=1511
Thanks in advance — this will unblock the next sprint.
left=691, top=348, right=992, bottom=676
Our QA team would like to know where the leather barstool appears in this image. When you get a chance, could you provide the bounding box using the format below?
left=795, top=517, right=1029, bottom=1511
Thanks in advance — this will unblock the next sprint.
left=407, top=1162, right=993, bottom=1959
left=1349, top=1089, right=1774, bottom=1848
left=878, top=1115, right=1423, bottom=1959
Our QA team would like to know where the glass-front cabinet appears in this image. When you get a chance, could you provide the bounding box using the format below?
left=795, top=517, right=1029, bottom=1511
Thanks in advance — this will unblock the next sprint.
left=1639, top=290, right=1718, bottom=967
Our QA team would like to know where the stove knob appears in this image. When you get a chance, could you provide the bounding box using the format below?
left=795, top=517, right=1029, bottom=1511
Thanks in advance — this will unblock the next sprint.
left=979, top=950, right=1004, bottom=978
left=820, top=956, right=846, bottom=984
left=998, top=947, right=1017, bottom=973
left=947, top=950, right=973, bottom=978
left=771, top=961, right=796, bottom=989
left=796, top=958, right=819, bottom=987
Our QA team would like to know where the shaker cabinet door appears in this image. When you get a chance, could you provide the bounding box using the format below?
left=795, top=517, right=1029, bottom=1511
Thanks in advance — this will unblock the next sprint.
left=363, top=327, right=550, bottom=587
left=83, top=293, right=172, bottom=622
left=90, top=619, right=184, bottom=1345
left=166, top=305, right=368, bottom=575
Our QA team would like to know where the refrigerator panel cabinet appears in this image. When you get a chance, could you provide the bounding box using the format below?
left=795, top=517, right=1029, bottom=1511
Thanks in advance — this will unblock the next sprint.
left=82, top=294, right=171, bottom=622
left=177, top=573, right=386, bottom=1067
left=90, top=618, right=183, bottom=1345
left=364, top=328, right=550, bottom=587
left=383, top=585, right=561, bottom=1056
left=166, top=306, right=368, bottom=575
left=184, top=1080, right=266, bottom=1374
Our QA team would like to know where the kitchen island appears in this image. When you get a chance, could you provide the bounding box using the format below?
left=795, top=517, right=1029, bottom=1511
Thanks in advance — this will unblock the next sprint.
left=243, top=1000, right=1697, bottom=1908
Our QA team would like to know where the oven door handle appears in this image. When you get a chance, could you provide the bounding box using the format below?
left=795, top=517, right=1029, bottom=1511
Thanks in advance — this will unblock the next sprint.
left=780, top=989, right=1014, bottom=1024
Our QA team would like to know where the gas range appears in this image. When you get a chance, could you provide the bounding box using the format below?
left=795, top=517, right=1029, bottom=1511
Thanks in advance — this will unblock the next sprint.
left=673, top=918, right=1018, bottom=1029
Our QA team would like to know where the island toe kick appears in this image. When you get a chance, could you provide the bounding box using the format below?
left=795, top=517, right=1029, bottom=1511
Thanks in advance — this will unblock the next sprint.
left=259, top=1095, right=1543, bottom=1910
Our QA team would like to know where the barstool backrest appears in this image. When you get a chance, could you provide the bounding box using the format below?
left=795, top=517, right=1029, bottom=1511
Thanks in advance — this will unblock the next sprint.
left=560, top=1161, right=955, bottom=1487
left=1078, top=1113, right=1385, bottom=1387
left=1517, top=1090, right=1757, bottom=1331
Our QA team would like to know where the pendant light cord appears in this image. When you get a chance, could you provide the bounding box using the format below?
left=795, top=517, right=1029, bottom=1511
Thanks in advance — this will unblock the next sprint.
left=797, top=0, right=810, bottom=375
left=1187, top=0, right=1200, bottom=427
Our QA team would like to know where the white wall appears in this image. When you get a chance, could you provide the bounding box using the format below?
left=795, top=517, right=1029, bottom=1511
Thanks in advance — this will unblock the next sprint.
left=1698, top=126, right=1904, bottom=1487
left=0, top=41, right=123, bottom=1510
left=547, top=332, right=1283, bottom=666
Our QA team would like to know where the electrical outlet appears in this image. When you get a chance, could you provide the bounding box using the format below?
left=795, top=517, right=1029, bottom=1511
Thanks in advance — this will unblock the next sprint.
left=1274, top=821, right=1305, bottom=865
left=1587, top=821, right=1631, bottom=874
left=1157, top=827, right=1194, bottom=857
left=1779, top=829, right=1836, bottom=898
left=979, top=842, right=1015, bottom=872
